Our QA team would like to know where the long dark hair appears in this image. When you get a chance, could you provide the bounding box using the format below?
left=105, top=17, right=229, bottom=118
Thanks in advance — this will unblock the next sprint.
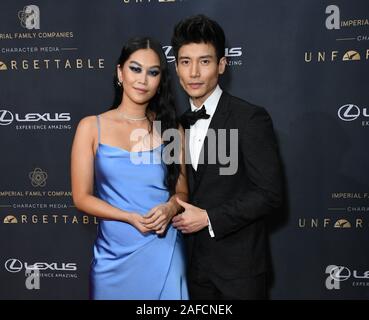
left=111, top=37, right=180, bottom=196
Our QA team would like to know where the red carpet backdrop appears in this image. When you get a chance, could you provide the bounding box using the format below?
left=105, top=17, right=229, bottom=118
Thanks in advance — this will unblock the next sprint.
left=0, top=0, right=368, bottom=299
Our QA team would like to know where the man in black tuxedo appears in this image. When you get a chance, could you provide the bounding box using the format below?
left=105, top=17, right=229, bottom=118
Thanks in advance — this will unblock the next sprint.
left=171, top=15, right=283, bottom=300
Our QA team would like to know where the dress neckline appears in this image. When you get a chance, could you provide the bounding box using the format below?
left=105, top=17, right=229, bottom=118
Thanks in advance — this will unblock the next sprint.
left=98, top=142, right=164, bottom=154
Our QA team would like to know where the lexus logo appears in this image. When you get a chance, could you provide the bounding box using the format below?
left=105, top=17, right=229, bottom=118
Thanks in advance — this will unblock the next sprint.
left=338, top=104, right=361, bottom=121
left=0, top=110, right=71, bottom=126
left=5, top=259, right=23, bottom=273
left=162, top=46, right=243, bottom=64
left=0, top=110, right=14, bottom=125
left=329, top=265, right=351, bottom=281
left=163, top=46, right=175, bottom=63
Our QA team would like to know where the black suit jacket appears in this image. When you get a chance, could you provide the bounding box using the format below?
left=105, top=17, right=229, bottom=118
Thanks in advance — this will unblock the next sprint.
left=180, top=91, right=283, bottom=280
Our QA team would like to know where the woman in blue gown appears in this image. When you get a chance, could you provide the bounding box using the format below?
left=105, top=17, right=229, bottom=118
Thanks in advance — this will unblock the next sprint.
left=71, top=37, right=189, bottom=300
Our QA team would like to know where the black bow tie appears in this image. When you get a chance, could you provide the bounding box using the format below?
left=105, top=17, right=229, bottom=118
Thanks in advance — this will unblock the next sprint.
left=181, top=106, right=210, bottom=127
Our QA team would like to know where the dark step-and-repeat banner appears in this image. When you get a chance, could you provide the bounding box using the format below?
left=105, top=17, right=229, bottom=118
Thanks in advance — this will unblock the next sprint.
left=0, top=1, right=368, bottom=300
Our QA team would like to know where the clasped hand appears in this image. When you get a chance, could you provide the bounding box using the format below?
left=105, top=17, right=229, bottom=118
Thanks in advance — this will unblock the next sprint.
left=130, top=198, right=209, bottom=235
left=130, top=203, right=175, bottom=235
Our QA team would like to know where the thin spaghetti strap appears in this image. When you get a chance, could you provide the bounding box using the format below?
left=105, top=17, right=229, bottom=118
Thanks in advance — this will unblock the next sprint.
left=96, top=115, right=101, bottom=144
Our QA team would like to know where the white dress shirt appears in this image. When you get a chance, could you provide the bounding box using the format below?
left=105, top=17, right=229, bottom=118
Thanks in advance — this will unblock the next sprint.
left=189, top=85, right=222, bottom=170
left=189, top=85, right=223, bottom=238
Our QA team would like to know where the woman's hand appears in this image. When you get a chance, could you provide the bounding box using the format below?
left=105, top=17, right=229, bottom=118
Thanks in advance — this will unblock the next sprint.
left=128, top=213, right=152, bottom=234
left=142, top=203, right=176, bottom=235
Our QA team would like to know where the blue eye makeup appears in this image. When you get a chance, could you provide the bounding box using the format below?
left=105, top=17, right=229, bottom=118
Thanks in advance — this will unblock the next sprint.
left=148, top=69, right=160, bottom=77
left=129, top=63, right=160, bottom=77
left=129, top=65, right=142, bottom=73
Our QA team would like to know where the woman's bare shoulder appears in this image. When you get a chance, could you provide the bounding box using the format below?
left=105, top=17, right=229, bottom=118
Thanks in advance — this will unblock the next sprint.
left=98, top=109, right=117, bottom=120
left=76, top=115, right=99, bottom=132
left=77, top=107, right=116, bottom=128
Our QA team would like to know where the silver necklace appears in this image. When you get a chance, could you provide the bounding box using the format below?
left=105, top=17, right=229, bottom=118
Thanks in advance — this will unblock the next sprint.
left=120, top=112, right=147, bottom=121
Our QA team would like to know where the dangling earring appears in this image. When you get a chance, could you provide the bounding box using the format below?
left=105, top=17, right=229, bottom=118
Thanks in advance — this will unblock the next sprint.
left=117, top=80, right=122, bottom=87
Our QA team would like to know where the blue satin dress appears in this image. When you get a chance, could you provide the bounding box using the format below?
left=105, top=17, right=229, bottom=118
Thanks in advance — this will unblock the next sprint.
left=90, top=115, right=188, bottom=300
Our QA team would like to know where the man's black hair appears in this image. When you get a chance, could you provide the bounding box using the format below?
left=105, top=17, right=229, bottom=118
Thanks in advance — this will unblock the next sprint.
left=171, top=14, right=226, bottom=62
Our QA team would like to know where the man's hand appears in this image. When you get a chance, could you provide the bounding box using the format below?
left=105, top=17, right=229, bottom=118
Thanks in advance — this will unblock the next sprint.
left=172, top=198, right=209, bottom=234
